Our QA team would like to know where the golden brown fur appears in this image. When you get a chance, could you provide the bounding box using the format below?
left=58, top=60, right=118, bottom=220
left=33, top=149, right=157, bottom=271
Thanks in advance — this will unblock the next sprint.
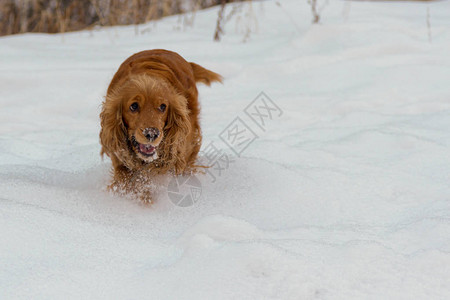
left=100, top=49, right=222, bottom=201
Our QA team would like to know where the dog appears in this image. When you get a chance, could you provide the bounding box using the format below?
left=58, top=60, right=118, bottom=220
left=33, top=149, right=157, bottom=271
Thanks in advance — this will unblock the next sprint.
left=100, top=49, right=222, bottom=202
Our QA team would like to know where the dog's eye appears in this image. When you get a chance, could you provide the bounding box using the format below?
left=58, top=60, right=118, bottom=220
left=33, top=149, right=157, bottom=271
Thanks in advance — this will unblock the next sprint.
left=158, top=104, right=167, bottom=112
left=130, top=102, right=139, bottom=112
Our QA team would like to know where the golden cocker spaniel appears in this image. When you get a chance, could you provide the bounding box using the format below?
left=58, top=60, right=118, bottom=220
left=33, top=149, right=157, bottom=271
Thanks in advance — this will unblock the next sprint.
left=100, top=49, right=222, bottom=201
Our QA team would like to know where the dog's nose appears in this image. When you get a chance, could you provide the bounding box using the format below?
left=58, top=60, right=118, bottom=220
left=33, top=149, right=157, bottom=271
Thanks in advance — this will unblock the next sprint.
left=143, top=127, right=160, bottom=141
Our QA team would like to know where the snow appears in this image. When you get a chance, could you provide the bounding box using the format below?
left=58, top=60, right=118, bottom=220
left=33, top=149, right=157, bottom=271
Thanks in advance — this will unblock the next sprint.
left=1, top=0, right=450, bottom=298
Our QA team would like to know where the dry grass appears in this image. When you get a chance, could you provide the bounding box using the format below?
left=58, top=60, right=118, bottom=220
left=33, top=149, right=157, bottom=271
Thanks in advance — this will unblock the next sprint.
left=0, top=0, right=230, bottom=36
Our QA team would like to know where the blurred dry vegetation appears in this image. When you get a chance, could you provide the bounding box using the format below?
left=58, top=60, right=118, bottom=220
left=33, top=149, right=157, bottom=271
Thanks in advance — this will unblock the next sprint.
left=0, top=0, right=247, bottom=36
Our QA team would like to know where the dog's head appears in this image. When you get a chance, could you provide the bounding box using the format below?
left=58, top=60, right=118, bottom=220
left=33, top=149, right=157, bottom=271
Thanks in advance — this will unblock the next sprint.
left=100, top=74, right=190, bottom=170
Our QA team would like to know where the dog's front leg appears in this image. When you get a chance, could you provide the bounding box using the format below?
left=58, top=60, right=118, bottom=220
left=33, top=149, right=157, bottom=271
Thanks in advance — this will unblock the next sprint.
left=109, top=166, right=154, bottom=204
left=108, top=165, right=134, bottom=194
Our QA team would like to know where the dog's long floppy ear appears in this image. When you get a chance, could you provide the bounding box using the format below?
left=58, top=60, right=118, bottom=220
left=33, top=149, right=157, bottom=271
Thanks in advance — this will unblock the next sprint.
left=99, top=93, right=127, bottom=160
left=162, top=94, right=191, bottom=174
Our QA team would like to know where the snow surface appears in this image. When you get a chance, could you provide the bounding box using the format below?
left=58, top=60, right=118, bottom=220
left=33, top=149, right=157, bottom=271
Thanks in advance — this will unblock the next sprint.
left=1, top=0, right=450, bottom=299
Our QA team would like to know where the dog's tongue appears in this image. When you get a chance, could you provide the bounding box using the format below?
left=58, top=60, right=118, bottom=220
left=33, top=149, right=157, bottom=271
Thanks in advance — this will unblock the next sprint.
left=139, top=144, right=155, bottom=154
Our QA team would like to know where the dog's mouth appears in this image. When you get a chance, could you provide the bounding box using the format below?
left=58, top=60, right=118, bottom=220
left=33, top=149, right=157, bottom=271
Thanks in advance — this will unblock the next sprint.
left=131, top=137, right=158, bottom=160
left=138, top=143, right=156, bottom=156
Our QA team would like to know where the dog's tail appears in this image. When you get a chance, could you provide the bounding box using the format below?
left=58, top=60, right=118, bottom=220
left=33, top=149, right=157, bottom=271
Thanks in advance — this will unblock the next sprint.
left=190, top=62, right=223, bottom=86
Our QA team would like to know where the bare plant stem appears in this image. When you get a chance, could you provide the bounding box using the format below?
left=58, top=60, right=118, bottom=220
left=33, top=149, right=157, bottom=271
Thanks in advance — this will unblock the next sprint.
left=426, top=7, right=432, bottom=43
left=309, top=0, right=320, bottom=24
left=214, top=0, right=226, bottom=41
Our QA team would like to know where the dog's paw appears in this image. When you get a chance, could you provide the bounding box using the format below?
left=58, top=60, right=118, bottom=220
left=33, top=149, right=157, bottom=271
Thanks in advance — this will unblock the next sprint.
left=136, top=190, right=154, bottom=204
left=107, top=178, right=155, bottom=204
left=107, top=181, right=120, bottom=194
